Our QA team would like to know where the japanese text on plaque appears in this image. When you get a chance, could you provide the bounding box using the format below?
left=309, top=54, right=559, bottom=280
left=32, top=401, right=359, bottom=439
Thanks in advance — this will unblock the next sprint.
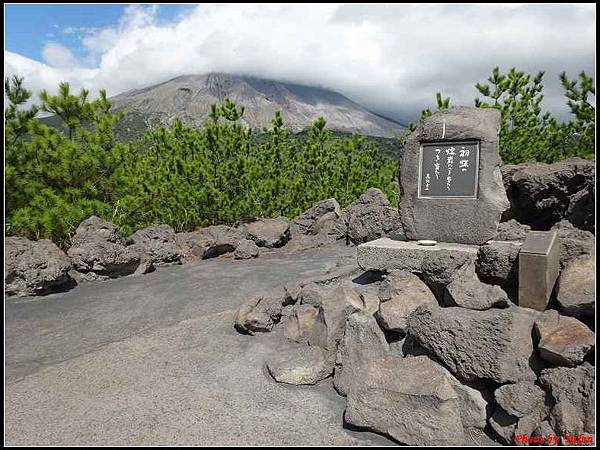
left=419, top=141, right=479, bottom=198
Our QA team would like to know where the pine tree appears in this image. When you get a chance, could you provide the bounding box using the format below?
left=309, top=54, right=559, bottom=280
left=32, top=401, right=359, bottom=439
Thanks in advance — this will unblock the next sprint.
left=39, top=82, right=93, bottom=140
left=5, top=77, right=129, bottom=246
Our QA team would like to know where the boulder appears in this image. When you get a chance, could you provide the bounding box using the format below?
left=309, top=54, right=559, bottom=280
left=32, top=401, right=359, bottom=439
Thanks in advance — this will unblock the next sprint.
left=333, top=311, right=389, bottom=396
left=375, top=270, right=437, bottom=333
left=551, top=220, right=595, bottom=268
left=556, top=254, right=595, bottom=320
left=292, top=198, right=342, bottom=236
left=420, top=251, right=477, bottom=300
left=444, top=263, right=510, bottom=310
left=344, top=354, right=488, bottom=446
left=495, top=219, right=531, bottom=241
left=538, top=363, right=595, bottom=438
left=244, top=217, right=291, bottom=248
left=5, top=236, right=75, bottom=297
left=489, top=407, right=518, bottom=444
left=299, top=281, right=369, bottom=353
left=490, top=381, right=549, bottom=445
left=345, top=188, right=401, bottom=244
left=233, top=296, right=282, bottom=335
left=566, top=182, right=595, bottom=232
left=176, top=225, right=245, bottom=261
left=495, top=382, right=547, bottom=419
left=70, top=215, right=124, bottom=246
left=68, top=217, right=146, bottom=279
left=68, top=241, right=144, bottom=280
left=502, top=157, right=595, bottom=230
left=283, top=304, right=327, bottom=348
left=126, top=225, right=180, bottom=266
left=476, top=241, right=521, bottom=293
left=408, top=304, right=540, bottom=384
left=233, top=239, right=260, bottom=259
left=266, top=345, right=334, bottom=385
left=534, top=310, right=594, bottom=367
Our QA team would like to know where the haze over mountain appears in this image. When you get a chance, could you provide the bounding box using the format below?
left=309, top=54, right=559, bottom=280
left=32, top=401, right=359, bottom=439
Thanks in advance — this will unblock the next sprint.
left=110, top=73, right=407, bottom=138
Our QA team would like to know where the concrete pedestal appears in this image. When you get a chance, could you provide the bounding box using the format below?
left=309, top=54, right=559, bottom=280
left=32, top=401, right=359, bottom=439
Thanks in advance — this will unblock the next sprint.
left=357, top=238, right=480, bottom=272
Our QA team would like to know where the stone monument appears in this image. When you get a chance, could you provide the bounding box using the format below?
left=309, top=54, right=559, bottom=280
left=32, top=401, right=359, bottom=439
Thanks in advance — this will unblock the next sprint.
left=358, top=106, right=510, bottom=272
left=400, top=106, right=509, bottom=245
left=358, top=107, right=561, bottom=312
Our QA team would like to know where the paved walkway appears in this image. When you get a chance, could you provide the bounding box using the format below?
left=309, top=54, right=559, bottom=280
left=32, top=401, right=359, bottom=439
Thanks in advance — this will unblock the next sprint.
left=5, top=244, right=392, bottom=445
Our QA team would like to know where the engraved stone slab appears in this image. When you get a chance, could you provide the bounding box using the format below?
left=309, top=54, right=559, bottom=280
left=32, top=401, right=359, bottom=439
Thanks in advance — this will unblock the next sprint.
left=400, top=107, right=509, bottom=245
left=518, top=230, right=560, bottom=311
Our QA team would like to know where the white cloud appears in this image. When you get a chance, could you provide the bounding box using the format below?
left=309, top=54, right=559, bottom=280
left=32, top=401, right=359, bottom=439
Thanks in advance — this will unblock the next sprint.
left=5, top=4, right=596, bottom=123
left=41, top=42, right=78, bottom=68
left=5, top=52, right=98, bottom=108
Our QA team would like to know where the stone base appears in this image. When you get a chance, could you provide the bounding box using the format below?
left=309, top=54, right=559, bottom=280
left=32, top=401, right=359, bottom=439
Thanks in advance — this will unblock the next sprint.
left=357, top=238, right=480, bottom=272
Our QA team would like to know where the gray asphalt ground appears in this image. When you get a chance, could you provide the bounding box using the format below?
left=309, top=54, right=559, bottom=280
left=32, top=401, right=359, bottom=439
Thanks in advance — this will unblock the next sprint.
left=5, top=244, right=394, bottom=446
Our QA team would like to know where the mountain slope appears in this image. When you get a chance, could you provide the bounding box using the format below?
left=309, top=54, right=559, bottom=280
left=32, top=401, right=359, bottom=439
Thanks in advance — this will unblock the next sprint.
left=110, top=73, right=406, bottom=138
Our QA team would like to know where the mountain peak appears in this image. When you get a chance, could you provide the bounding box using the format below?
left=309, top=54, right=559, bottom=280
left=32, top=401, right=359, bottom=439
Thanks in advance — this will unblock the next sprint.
left=111, top=73, right=406, bottom=137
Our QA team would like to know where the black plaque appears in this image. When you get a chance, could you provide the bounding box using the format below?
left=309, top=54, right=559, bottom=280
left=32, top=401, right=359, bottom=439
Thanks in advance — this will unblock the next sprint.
left=418, top=140, right=479, bottom=198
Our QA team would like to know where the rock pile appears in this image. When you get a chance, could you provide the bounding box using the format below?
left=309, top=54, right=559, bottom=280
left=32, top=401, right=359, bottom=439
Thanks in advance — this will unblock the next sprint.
left=287, top=189, right=402, bottom=250
left=233, top=222, right=595, bottom=446
left=5, top=187, right=403, bottom=298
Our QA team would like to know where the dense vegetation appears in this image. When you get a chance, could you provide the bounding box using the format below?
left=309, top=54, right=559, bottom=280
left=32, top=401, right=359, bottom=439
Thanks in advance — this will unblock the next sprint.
left=5, top=78, right=398, bottom=246
left=4, top=67, right=595, bottom=246
left=408, top=67, right=595, bottom=164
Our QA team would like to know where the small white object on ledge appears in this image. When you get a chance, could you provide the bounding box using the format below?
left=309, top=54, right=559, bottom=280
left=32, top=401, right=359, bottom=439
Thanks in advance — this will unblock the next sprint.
left=417, top=240, right=437, bottom=246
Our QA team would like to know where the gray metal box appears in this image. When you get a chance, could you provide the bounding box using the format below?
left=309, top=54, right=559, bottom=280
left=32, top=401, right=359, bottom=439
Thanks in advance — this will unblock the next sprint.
left=518, top=230, right=560, bottom=311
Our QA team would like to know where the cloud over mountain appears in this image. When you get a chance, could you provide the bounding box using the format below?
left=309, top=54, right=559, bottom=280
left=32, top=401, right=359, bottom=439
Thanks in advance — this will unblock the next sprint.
left=110, top=72, right=406, bottom=137
left=5, top=4, right=596, bottom=123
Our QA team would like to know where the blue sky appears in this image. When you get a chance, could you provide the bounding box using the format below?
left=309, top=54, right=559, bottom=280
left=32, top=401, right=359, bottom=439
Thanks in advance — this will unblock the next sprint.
left=4, top=4, right=596, bottom=123
left=5, top=4, right=192, bottom=63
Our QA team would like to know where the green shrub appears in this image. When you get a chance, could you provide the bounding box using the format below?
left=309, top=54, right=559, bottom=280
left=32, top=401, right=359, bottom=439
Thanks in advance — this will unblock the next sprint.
left=113, top=105, right=399, bottom=235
